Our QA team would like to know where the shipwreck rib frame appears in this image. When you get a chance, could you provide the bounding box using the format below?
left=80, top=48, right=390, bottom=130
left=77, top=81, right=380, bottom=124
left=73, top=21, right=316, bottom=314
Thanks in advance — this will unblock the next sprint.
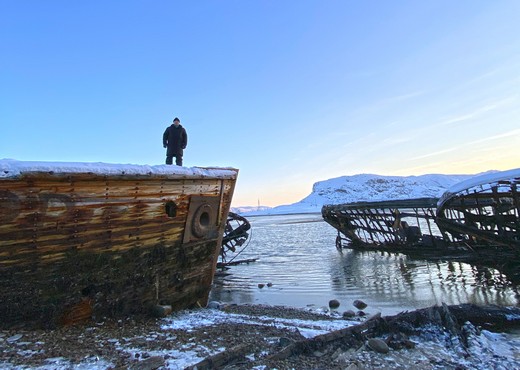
left=436, top=171, right=520, bottom=251
left=322, top=198, right=450, bottom=249
left=322, top=168, right=520, bottom=261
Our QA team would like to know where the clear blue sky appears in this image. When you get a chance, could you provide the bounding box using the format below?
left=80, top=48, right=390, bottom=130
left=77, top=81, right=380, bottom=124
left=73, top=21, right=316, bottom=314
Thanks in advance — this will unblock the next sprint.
left=1, top=1, right=519, bottom=206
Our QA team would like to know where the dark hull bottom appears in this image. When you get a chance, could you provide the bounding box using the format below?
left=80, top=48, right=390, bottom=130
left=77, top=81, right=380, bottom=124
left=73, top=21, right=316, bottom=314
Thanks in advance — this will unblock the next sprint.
left=0, top=239, right=219, bottom=328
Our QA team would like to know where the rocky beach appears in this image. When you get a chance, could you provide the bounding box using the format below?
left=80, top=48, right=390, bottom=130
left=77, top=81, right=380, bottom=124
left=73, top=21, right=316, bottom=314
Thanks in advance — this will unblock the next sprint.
left=1, top=302, right=520, bottom=370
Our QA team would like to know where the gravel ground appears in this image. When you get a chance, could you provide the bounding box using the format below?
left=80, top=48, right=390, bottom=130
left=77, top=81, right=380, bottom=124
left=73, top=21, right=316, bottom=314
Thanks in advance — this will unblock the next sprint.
left=1, top=304, right=519, bottom=369
left=0, top=305, right=347, bottom=369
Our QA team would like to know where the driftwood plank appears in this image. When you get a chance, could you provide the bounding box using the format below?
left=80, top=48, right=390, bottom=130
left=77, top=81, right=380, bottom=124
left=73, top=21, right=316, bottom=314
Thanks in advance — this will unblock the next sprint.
left=268, top=304, right=520, bottom=361
left=184, top=343, right=251, bottom=370
left=268, top=314, right=385, bottom=361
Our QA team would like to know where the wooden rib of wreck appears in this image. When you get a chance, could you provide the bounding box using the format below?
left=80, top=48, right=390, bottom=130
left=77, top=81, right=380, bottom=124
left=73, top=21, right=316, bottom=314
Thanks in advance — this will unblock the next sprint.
left=322, top=168, right=520, bottom=260
left=218, top=211, right=252, bottom=267
left=436, top=168, right=520, bottom=251
left=0, top=159, right=238, bottom=328
left=322, top=197, right=450, bottom=252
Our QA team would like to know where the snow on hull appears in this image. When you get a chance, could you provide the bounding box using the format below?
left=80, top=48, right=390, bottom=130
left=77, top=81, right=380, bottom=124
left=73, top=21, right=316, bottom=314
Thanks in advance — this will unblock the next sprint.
left=438, top=167, right=520, bottom=206
left=0, top=159, right=237, bottom=179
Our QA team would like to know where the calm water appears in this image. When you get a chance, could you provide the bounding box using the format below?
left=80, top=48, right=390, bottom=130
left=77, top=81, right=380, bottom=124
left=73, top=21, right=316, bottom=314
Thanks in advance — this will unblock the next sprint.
left=210, top=214, right=520, bottom=315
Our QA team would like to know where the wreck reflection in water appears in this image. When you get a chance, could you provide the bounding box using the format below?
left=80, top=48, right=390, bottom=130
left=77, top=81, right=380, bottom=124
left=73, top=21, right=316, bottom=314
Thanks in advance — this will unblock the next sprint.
left=210, top=214, right=519, bottom=315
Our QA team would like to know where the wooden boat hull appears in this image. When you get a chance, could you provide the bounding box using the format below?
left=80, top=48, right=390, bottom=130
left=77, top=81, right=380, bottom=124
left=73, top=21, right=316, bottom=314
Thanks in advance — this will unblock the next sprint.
left=436, top=169, right=520, bottom=250
left=0, top=163, right=238, bottom=328
left=321, top=198, right=445, bottom=249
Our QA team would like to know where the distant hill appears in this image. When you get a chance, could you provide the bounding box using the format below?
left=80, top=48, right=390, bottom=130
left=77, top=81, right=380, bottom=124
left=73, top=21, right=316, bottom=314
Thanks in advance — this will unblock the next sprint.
left=230, top=205, right=272, bottom=214
left=235, top=172, right=481, bottom=216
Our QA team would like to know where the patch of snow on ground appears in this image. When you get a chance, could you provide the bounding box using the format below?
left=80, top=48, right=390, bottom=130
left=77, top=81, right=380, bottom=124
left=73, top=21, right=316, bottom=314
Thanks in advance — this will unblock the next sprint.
left=344, top=323, right=520, bottom=370
left=161, top=308, right=354, bottom=338
left=406, top=323, right=520, bottom=370
left=0, top=357, right=113, bottom=370
left=117, top=346, right=209, bottom=370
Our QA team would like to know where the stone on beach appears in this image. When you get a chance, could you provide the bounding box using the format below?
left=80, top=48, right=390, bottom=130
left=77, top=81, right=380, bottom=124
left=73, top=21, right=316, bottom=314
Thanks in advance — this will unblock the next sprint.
left=206, top=301, right=221, bottom=309
left=342, top=310, right=356, bottom=318
left=367, top=338, right=390, bottom=354
left=329, top=299, right=340, bottom=309
left=353, top=299, right=367, bottom=310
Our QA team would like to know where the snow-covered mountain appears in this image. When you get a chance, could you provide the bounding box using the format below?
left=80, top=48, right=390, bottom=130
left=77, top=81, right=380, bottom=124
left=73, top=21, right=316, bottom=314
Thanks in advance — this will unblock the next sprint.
left=230, top=205, right=272, bottom=214
left=236, top=172, right=481, bottom=216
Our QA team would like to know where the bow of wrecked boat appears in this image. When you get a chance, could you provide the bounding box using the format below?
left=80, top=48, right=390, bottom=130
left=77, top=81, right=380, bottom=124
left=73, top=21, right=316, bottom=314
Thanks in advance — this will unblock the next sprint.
left=0, top=159, right=239, bottom=328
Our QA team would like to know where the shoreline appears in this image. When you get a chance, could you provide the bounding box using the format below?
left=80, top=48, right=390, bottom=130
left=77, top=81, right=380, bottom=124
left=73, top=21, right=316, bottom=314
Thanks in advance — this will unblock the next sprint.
left=1, top=303, right=520, bottom=369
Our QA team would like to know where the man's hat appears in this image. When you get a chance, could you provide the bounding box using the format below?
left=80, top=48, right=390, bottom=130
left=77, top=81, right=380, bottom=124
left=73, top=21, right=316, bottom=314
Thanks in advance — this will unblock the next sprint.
left=173, top=117, right=180, bottom=123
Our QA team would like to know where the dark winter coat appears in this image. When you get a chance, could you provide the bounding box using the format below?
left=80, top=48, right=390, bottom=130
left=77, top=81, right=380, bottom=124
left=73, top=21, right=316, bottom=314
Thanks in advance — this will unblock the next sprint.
left=163, top=124, right=188, bottom=157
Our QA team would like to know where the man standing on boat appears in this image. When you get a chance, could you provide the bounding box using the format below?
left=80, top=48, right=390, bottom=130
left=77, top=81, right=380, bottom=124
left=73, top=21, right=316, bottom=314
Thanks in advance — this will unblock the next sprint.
left=163, top=117, right=188, bottom=166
